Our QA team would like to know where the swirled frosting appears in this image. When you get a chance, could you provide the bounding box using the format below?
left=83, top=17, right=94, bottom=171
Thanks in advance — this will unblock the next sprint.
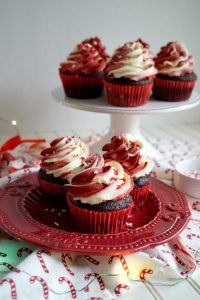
left=102, top=135, right=154, bottom=179
left=105, top=40, right=157, bottom=81
left=40, top=136, right=89, bottom=180
left=67, top=160, right=133, bottom=204
left=67, top=153, right=104, bottom=181
left=60, top=37, right=109, bottom=75
left=155, top=42, right=195, bottom=76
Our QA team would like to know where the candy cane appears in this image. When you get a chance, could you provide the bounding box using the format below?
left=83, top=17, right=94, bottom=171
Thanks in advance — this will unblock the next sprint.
left=191, top=218, right=200, bottom=223
left=180, top=270, right=191, bottom=276
left=87, top=298, right=103, bottom=300
left=58, top=277, right=76, bottom=299
left=186, top=245, right=196, bottom=252
left=187, top=234, right=200, bottom=240
left=0, top=278, right=17, bottom=299
left=153, top=159, right=160, bottom=168
left=114, top=284, right=129, bottom=296
left=157, top=255, right=169, bottom=266
left=0, top=262, right=20, bottom=273
left=108, top=255, right=129, bottom=276
left=84, top=256, right=100, bottom=265
left=61, top=253, right=74, bottom=276
left=164, top=168, right=173, bottom=174
left=149, top=254, right=169, bottom=266
left=192, top=201, right=200, bottom=211
left=36, top=250, right=51, bottom=273
left=84, top=286, right=90, bottom=292
left=85, top=273, right=105, bottom=290
left=161, top=250, right=186, bottom=266
left=17, top=247, right=33, bottom=257
left=0, top=252, right=7, bottom=257
left=30, top=276, right=48, bottom=299
left=196, top=259, right=200, bottom=266
left=140, top=269, right=153, bottom=281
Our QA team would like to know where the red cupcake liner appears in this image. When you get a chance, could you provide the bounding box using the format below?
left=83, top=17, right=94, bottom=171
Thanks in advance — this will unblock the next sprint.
left=153, top=77, right=196, bottom=101
left=131, top=182, right=151, bottom=210
left=67, top=197, right=133, bottom=234
left=59, top=70, right=103, bottom=99
left=104, top=79, right=153, bottom=107
left=38, top=176, right=66, bottom=207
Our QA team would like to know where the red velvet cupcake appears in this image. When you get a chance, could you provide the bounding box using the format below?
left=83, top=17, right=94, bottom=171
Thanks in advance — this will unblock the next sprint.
left=38, top=136, right=89, bottom=207
left=102, top=135, right=154, bottom=209
left=66, top=159, right=133, bottom=234
left=153, top=42, right=197, bottom=101
left=59, top=37, right=109, bottom=99
left=104, top=39, right=157, bottom=107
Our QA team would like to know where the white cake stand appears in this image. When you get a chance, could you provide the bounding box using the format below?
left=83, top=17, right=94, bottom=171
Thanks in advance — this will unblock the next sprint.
left=52, top=87, right=200, bottom=158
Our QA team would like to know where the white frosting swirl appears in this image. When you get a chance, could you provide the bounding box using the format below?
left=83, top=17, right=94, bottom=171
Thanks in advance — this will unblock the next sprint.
left=41, top=136, right=89, bottom=180
left=68, top=161, right=132, bottom=204
left=102, top=134, right=154, bottom=178
left=155, top=42, right=195, bottom=76
left=106, top=41, right=157, bottom=81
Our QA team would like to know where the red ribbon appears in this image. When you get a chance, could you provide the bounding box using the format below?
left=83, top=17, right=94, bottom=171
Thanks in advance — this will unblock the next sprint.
left=0, top=135, right=46, bottom=154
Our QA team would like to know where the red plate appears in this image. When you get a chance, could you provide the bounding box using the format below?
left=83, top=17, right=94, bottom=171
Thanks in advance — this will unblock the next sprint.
left=0, top=170, right=191, bottom=255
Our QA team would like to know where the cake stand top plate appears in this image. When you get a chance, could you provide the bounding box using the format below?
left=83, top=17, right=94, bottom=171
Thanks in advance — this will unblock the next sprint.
left=52, top=87, right=200, bottom=115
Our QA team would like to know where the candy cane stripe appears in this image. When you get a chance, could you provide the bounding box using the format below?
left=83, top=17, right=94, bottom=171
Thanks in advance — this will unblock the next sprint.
left=0, top=278, right=17, bottom=299
left=59, top=277, right=77, bottom=299
left=85, top=273, right=105, bottom=290
left=84, top=256, right=100, bottom=265
left=36, top=250, right=51, bottom=273
left=0, top=262, right=20, bottom=273
left=187, top=234, right=200, bottom=240
left=162, top=250, right=186, bottom=266
left=61, top=254, right=74, bottom=276
left=30, top=276, right=48, bottom=299
left=140, top=269, right=153, bottom=281
left=17, top=247, right=33, bottom=257
left=192, top=201, right=200, bottom=211
left=108, top=255, right=129, bottom=276
left=114, top=284, right=129, bottom=296
left=87, top=298, right=103, bottom=300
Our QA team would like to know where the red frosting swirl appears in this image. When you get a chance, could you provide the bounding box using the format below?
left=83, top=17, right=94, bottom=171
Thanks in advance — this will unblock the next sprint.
left=105, top=39, right=156, bottom=81
left=40, top=136, right=89, bottom=180
left=102, top=135, right=146, bottom=177
left=60, top=37, right=109, bottom=75
left=155, top=42, right=195, bottom=76
left=67, top=160, right=132, bottom=204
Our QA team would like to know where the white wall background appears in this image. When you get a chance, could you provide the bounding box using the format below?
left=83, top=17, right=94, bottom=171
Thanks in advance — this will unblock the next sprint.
left=0, top=0, right=200, bottom=134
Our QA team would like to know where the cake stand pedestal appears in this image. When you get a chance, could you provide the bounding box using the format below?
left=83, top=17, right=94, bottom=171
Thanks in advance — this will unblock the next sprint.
left=52, top=87, right=200, bottom=158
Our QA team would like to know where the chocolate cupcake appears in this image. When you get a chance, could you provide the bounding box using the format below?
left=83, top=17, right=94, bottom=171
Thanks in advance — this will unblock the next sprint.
left=59, top=36, right=109, bottom=99
left=66, top=160, right=133, bottom=234
left=38, top=136, right=89, bottom=207
left=102, top=135, right=154, bottom=209
left=104, top=39, right=157, bottom=107
left=153, top=42, right=197, bottom=101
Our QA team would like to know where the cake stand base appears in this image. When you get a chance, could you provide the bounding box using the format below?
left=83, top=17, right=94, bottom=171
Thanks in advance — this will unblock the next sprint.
left=91, top=114, right=162, bottom=158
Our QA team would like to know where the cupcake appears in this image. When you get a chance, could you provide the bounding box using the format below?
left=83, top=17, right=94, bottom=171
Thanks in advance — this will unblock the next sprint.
left=104, top=39, right=157, bottom=107
left=66, top=159, right=133, bottom=234
left=37, top=136, right=89, bottom=207
left=153, top=42, right=197, bottom=101
left=59, top=36, right=109, bottom=99
left=102, top=135, right=154, bottom=209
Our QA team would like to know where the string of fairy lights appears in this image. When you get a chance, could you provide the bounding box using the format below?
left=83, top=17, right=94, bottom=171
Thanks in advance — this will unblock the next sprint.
left=0, top=117, right=19, bottom=136
left=0, top=249, right=199, bottom=296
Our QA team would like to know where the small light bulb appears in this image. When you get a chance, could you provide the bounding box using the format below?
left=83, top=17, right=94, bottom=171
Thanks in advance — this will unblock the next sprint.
left=11, top=120, right=17, bottom=126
